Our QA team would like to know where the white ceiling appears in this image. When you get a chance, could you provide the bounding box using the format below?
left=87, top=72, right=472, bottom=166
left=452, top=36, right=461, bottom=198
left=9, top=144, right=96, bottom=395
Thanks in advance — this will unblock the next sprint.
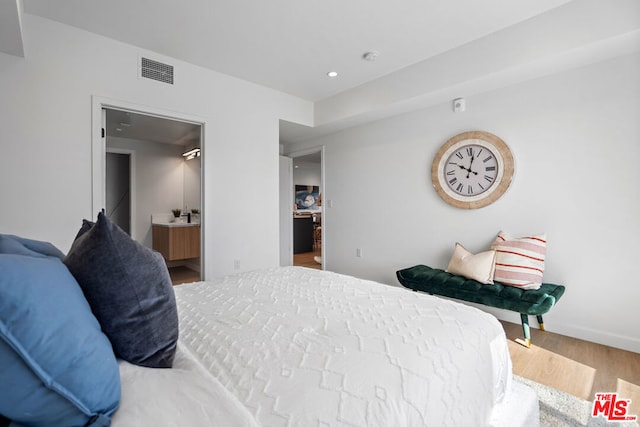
left=20, top=0, right=573, bottom=102
left=105, top=109, right=201, bottom=147
left=4, top=1, right=640, bottom=144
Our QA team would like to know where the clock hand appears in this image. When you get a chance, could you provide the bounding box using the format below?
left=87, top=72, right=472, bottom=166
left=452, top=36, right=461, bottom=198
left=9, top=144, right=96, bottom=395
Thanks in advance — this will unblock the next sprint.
left=453, top=161, right=479, bottom=178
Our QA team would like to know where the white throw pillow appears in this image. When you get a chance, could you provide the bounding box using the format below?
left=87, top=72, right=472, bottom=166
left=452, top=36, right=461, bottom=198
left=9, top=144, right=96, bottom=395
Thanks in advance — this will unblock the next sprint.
left=446, top=242, right=497, bottom=284
left=490, top=231, right=546, bottom=290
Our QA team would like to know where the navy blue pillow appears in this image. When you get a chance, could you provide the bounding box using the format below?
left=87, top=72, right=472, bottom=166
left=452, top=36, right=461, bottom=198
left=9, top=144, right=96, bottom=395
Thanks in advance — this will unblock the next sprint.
left=0, top=243, right=120, bottom=426
left=64, top=212, right=179, bottom=368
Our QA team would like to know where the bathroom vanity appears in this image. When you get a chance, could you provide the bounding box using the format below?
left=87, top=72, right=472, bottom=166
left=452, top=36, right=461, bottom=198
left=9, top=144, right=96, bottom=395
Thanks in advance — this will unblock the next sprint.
left=152, top=223, right=200, bottom=261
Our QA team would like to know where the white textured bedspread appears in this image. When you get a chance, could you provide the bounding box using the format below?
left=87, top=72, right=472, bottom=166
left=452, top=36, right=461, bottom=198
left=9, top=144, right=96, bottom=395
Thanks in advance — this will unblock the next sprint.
left=174, top=267, right=512, bottom=426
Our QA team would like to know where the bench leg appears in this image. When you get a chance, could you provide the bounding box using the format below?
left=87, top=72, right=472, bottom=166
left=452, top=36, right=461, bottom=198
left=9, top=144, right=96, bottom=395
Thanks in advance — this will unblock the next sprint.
left=515, top=313, right=531, bottom=348
left=515, top=315, right=547, bottom=348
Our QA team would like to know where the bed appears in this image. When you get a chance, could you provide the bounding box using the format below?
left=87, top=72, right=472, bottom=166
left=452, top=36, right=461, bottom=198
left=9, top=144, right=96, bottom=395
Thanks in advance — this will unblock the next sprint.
left=1, top=224, right=538, bottom=426
left=114, top=267, right=539, bottom=427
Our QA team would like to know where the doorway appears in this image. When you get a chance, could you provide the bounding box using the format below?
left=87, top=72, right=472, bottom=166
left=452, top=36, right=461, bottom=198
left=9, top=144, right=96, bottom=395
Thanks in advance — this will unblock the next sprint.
left=97, top=103, right=204, bottom=284
left=288, top=148, right=324, bottom=270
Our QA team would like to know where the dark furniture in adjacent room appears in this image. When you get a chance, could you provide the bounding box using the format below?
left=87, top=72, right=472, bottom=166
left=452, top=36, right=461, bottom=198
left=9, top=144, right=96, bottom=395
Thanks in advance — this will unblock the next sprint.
left=293, top=215, right=313, bottom=254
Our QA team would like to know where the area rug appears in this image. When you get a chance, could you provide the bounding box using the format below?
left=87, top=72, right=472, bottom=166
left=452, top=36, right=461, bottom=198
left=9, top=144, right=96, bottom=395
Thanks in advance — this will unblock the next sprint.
left=515, top=376, right=639, bottom=427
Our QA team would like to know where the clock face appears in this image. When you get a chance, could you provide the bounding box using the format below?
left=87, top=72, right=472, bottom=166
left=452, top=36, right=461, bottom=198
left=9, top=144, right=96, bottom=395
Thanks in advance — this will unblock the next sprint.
left=431, top=131, right=514, bottom=209
left=443, top=144, right=499, bottom=197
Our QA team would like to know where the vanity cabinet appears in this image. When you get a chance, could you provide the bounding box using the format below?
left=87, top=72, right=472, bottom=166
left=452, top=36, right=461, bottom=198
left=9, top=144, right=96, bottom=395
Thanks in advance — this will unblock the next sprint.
left=152, top=224, right=200, bottom=261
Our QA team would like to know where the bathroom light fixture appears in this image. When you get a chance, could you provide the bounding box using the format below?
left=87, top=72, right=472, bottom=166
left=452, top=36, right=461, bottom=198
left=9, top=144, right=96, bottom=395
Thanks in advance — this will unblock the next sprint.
left=326, top=71, right=338, bottom=78
left=182, top=147, right=201, bottom=160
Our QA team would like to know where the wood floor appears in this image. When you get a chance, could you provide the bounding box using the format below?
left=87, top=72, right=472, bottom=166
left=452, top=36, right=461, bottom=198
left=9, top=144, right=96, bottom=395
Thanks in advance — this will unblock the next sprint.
left=293, top=248, right=322, bottom=270
left=501, top=320, right=640, bottom=420
left=168, top=266, right=201, bottom=285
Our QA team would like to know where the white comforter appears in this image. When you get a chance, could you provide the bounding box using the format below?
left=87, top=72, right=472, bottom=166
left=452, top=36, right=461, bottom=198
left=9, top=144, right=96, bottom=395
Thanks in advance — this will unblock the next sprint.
left=173, top=267, right=512, bottom=426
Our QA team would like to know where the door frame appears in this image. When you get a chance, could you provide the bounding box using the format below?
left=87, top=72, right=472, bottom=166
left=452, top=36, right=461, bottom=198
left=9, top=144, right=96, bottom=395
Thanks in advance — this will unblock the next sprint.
left=287, top=145, right=325, bottom=269
left=279, top=155, right=293, bottom=266
left=91, top=95, right=207, bottom=277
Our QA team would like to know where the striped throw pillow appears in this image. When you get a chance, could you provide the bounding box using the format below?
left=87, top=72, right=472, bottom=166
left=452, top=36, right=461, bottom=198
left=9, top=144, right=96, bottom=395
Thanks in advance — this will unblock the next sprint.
left=491, top=231, right=546, bottom=290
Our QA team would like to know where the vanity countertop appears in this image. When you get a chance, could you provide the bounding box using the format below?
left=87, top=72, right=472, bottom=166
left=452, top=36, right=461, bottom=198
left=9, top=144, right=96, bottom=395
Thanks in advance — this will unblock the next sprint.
left=152, top=221, right=200, bottom=228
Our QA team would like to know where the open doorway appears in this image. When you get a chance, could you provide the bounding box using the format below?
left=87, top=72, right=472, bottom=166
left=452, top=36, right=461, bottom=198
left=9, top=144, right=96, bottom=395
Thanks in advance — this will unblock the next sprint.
left=289, top=149, right=323, bottom=270
left=102, top=107, right=204, bottom=285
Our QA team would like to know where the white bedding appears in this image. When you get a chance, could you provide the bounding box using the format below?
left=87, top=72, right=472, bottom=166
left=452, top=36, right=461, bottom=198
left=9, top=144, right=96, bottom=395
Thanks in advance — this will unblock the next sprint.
left=170, top=267, right=516, bottom=426
left=113, top=344, right=258, bottom=427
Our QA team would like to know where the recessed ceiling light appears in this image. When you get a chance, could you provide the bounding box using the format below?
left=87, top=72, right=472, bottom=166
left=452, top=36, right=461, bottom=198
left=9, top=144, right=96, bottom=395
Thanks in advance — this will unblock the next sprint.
left=327, top=71, right=338, bottom=78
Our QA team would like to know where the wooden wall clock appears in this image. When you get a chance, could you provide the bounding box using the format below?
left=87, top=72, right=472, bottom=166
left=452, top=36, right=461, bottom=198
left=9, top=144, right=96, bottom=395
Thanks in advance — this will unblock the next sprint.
left=431, top=131, right=514, bottom=209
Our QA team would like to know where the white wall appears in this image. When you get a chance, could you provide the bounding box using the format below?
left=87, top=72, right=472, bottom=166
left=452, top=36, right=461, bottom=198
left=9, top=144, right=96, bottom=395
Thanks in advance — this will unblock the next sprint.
left=0, top=14, right=312, bottom=278
left=184, top=154, right=201, bottom=216
left=288, top=52, right=640, bottom=353
left=107, top=137, right=185, bottom=248
left=293, top=164, right=321, bottom=188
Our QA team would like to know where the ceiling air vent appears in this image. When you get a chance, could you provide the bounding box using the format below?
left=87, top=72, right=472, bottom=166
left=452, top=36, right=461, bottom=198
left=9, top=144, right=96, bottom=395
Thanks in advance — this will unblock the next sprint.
left=140, top=57, right=174, bottom=85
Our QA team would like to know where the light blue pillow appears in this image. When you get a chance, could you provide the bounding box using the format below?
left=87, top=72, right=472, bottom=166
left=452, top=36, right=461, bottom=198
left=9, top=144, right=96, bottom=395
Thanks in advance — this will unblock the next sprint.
left=0, top=243, right=121, bottom=426
left=0, top=234, right=65, bottom=259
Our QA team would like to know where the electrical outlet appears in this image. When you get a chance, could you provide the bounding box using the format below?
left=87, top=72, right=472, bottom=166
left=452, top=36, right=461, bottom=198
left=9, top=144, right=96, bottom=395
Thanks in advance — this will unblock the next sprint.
left=234, top=259, right=240, bottom=270
left=356, top=248, right=362, bottom=258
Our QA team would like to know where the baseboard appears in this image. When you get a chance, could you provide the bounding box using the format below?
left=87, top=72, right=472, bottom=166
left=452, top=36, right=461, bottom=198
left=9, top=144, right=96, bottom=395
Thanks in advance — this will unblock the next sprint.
left=440, top=299, right=640, bottom=354
left=549, top=322, right=640, bottom=355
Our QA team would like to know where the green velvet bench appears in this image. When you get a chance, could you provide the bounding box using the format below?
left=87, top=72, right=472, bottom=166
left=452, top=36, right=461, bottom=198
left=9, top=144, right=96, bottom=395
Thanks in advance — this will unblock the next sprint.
left=396, top=265, right=565, bottom=348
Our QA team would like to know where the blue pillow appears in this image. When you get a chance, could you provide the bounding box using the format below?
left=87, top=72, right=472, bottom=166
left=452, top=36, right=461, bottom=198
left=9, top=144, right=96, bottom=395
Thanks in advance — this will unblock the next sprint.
left=0, top=248, right=120, bottom=426
left=0, top=234, right=65, bottom=259
left=64, top=212, right=179, bottom=368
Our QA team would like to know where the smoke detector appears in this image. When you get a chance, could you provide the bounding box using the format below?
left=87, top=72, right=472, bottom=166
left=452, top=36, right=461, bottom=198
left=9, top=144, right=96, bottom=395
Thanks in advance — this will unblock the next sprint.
left=362, top=51, right=379, bottom=62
